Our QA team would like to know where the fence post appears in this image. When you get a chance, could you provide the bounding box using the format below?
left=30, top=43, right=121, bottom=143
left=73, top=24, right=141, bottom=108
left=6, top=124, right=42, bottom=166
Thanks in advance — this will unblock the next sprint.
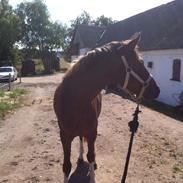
left=19, top=72, right=22, bottom=83
left=8, top=73, right=11, bottom=91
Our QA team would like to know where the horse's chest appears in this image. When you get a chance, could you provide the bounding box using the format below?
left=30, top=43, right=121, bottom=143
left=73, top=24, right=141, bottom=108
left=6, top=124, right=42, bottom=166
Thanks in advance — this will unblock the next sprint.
left=62, top=106, right=97, bottom=137
left=69, top=106, right=95, bottom=121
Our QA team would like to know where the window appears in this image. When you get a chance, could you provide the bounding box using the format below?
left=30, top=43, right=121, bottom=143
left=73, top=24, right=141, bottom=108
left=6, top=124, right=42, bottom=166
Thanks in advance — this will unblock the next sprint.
left=171, top=59, right=181, bottom=81
left=0, top=67, right=12, bottom=72
left=147, top=61, right=153, bottom=68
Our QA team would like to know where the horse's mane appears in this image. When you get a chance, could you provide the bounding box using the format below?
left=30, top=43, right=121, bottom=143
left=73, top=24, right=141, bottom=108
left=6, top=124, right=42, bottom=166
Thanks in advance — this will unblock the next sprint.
left=64, top=40, right=140, bottom=80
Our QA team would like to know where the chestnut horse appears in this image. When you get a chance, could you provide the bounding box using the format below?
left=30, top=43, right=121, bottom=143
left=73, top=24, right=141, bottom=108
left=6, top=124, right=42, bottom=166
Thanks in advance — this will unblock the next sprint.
left=53, top=34, right=160, bottom=183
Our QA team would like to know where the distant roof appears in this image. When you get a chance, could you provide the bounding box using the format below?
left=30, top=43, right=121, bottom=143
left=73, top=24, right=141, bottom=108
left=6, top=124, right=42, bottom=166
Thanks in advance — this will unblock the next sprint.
left=98, top=0, right=183, bottom=51
left=72, top=25, right=105, bottom=49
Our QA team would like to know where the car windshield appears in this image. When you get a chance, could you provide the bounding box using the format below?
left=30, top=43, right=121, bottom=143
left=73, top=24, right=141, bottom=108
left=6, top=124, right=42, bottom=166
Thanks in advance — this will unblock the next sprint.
left=0, top=68, right=12, bottom=72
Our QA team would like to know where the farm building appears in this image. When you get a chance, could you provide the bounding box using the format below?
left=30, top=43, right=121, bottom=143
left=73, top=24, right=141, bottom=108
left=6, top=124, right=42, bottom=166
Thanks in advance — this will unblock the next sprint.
left=70, top=0, right=183, bottom=107
left=70, top=24, right=105, bottom=61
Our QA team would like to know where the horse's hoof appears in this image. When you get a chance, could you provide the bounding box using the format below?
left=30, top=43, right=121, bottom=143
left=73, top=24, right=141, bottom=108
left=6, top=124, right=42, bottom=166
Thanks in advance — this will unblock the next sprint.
left=77, top=158, right=84, bottom=164
left=94, top=163, right=97, bottom=170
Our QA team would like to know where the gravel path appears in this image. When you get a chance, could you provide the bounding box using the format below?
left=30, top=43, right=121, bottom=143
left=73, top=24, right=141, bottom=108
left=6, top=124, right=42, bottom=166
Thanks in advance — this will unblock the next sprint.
left=0, top=73, right=183, bottom=183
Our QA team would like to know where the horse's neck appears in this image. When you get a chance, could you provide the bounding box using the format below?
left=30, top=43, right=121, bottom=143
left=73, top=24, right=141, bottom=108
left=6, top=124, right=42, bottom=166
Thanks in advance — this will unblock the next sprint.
left=68, top=59, right=113, bottom=103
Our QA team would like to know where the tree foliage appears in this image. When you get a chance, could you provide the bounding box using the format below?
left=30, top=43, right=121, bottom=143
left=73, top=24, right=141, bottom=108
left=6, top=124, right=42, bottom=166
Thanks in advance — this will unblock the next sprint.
left=94, top=15, right=115, bottom=27
left=0, top=0, right=116, bottom=67
left=16, top=0, right=67, bottom=73
left=70, top=11, right=92, bottom=30
left=16, top=0, right=67, bottom=52
left=0, top=0, right=20, bottom=64
left=17, top=0, right=49, bottom=50
left=70, top=11, right=115, bottom=29
left=46, top=21, right=68, bottom=51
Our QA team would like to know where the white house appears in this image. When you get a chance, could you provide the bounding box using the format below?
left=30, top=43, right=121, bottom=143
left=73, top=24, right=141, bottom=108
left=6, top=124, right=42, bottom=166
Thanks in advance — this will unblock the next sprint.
left=142, top=49, right=183, bottom=106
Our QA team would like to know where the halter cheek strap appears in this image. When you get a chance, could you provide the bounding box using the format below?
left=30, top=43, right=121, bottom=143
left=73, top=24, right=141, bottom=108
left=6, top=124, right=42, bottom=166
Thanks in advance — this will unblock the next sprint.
left=121, top=56, right=152, bottom=101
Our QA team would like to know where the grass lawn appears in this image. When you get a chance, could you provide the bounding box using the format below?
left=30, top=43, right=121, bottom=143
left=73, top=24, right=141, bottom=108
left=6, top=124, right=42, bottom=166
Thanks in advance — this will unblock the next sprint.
left=0, top=89, right=26, bottom=120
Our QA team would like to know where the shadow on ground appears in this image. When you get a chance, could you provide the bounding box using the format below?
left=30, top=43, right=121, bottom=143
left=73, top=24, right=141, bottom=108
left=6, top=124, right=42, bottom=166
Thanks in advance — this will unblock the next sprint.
left=106, top=86, right=183, bottom=122
left=142, top=100, right=183, bottom=122
left=69, top=161, right=90, bottom=183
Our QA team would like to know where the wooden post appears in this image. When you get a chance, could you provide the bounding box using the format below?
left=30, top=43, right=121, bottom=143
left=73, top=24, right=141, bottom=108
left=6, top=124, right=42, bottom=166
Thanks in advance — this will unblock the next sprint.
left=19, top=72, right=22, bottom=83
left=8, top=73, right=11, bottom=91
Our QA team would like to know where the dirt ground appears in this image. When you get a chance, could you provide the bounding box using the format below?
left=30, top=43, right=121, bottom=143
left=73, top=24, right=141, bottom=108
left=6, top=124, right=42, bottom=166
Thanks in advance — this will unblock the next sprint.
left=0, top=73, right=183, bottom=183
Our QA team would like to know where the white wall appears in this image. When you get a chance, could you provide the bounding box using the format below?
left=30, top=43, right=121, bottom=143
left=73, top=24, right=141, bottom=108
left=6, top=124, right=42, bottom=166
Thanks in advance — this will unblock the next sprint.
left=142, top=49, right=183, bottom=106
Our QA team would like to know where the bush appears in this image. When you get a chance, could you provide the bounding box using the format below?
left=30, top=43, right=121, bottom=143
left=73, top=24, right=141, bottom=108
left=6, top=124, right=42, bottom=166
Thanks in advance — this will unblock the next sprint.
left=0, top=102, right=13, bottom=119
left=0, top=89, right=26, bottom=120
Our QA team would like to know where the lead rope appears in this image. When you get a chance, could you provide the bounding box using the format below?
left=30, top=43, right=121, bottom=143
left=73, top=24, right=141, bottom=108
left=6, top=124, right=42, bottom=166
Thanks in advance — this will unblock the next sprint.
left=121, top=103, right=141, bottom=183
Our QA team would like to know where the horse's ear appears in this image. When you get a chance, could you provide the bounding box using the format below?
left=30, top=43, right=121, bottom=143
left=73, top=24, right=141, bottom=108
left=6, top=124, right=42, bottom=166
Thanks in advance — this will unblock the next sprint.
left=117, top=33, right=141, bottom=54
left=126, top=32, right=141, bottom=50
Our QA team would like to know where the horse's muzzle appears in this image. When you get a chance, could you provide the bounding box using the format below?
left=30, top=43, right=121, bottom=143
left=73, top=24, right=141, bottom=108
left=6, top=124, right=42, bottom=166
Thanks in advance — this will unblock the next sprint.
left=144, top=84, right=160, bottom=100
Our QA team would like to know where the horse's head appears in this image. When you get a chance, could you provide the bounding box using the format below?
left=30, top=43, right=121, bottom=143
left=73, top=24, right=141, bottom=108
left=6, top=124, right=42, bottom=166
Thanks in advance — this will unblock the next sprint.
left=113, top=33, right=160, bottom=101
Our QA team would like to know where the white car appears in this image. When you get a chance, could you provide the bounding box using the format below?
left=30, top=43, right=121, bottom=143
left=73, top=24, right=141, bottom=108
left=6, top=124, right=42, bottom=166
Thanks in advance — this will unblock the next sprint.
left=0, top=66, right=18, bottom=82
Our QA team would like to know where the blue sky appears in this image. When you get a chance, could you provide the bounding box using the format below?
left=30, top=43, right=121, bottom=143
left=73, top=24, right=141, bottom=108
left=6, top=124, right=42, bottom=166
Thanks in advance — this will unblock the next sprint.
left=9, top=0, right=174, bottom=24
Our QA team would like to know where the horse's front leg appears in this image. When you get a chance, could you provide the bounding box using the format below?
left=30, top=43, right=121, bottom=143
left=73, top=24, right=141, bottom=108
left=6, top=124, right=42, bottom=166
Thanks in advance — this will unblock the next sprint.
left=60, top=130, right=72, bottom=183
left=86, top=132, right=97, bottom=183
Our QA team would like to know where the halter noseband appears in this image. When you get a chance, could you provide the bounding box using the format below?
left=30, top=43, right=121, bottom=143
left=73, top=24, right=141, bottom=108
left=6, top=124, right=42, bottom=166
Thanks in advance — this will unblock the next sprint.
left=120, top=56, right=152, bottom=102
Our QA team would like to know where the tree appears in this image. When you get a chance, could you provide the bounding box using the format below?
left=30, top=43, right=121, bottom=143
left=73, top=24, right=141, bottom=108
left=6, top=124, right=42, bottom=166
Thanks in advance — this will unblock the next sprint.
left=70, top=11, right=92, bottom=30
left=94, top=15, right=115, bottom=27
left=17, top=0, right=67, bottom=52
left=16, top=0, right=67, bottom=73
left=16, top=0, right=50, bottom=51
left=46, top=21, right=68, bottom=51
left=0, top=0, right=20, bottom=65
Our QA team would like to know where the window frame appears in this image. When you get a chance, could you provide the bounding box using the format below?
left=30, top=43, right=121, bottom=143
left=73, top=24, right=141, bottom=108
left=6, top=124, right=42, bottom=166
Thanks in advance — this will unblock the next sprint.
left=147, top=61, right=153, bottom=69
left=171, top=59, right=181, bottom=82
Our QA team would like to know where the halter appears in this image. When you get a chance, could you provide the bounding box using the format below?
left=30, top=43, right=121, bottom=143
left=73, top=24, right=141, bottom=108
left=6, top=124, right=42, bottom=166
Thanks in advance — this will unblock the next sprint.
left=120, top=56, right=152, bottom=102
